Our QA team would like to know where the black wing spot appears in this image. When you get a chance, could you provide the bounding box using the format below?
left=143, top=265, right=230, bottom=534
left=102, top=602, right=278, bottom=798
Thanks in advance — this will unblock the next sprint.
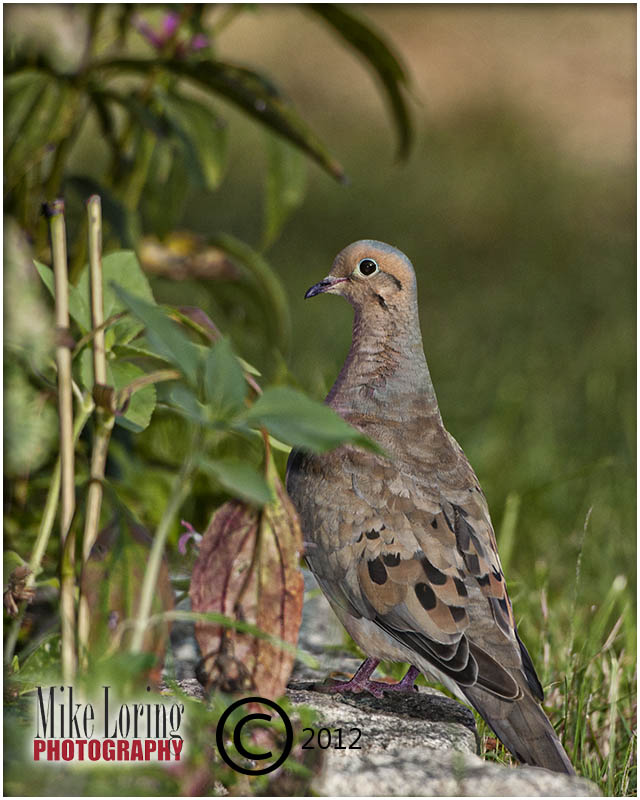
left=450, top=605, right=466, bottom=623
left=431, top=518, right=438, bottom=529
left=365, top=528, right=380, bottom=540
left=453, top=511, right=473, bottom=551
left=454, top=577, right=468, bottom=597
left=367, top=557, right=388, bottom=585
left=420, top=556, right=447, bottom=585
left=464, top=553, right=480, bottom=574
left=441, top=508, right=454, bottom=532
left=415, top=582, right=437, bottom=610
left=476, top=573, right=490, bottom=587
left=383, top=552, right=401, bottom=567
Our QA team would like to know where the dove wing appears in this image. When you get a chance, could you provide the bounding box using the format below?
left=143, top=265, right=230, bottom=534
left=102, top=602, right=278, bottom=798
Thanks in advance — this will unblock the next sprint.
left=287, top=444, right=542, bottom=703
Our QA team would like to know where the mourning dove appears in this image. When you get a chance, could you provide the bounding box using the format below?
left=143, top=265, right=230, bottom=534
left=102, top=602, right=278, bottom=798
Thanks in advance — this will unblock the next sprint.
left=286, top=240, right=574, bottom=774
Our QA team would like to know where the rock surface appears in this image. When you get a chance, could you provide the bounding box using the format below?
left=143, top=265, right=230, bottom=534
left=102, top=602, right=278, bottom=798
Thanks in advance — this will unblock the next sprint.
left=288, top=681, right=477, bottom=755
left=289, top=571, right=600, bottom=797
left=311, top=745, right=601, bottom=797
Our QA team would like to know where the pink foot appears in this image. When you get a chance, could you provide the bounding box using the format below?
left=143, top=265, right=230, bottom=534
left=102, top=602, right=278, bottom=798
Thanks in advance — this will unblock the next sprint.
left=320, top=660, right=420, bottom=699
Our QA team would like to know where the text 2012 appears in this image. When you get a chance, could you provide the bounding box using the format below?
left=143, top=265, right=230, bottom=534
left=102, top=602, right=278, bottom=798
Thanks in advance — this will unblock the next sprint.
left=301, top=727, right=362, bottom=749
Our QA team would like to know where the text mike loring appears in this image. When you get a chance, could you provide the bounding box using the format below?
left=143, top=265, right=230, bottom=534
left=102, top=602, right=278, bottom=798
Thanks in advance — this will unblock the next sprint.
left=32, top=685, right=185, bottom=763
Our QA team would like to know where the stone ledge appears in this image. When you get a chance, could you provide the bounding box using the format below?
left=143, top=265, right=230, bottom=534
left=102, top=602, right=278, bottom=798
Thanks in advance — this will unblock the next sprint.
left=286, top=682, right=600, bottom=797
left=287, top=681, right=477, bottom=754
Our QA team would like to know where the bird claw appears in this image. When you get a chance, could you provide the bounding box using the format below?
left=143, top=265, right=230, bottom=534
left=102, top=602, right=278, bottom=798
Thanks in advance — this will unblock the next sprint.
left=319, top=676, right=417, bottom=700
left=314, top=661, right=420, bottom=699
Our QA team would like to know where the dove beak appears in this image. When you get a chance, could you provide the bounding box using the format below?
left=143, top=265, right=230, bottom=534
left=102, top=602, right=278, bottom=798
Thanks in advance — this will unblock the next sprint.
left=304, top=276, right=348, bottom=299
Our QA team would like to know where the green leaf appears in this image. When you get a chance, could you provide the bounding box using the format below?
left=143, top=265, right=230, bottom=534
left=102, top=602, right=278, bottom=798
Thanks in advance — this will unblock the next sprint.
left=79, top=351, right=156, bottom=432
left=158, top=89, right=228, bottom=191
left=238, top=357, right=261, bottom=377
left=308, top=4, right=413, bottom=158
left=111, top=341, right=173, bottom=364
left=34, top=260, right=92, bottom=332
left=164, top=383, right=207, bottom=424
left=35, top=250, right=153, bottom=345
left=4, top=364, right=58, bottom=476
left=90, top=87, right=171, bottom=138
left=113, top=287, right=201, bottom=385
left=92, top=57, right=346, bottom=182
left=5, top=72, right=78, bottom=189
left=204, top=337, right=247, bottom=417
left=242, top=386, right=382, bottom=453
left=9, top=632, right=62, bottom=690
left=198, top=457, right=273, bottom=506
left=111, top=361, right=157, bottom=432
left=75, top=251, right=154, bottom=346
left=4, top=71, right=49, bottom=149
left=263, top=134, right=308, bottom=249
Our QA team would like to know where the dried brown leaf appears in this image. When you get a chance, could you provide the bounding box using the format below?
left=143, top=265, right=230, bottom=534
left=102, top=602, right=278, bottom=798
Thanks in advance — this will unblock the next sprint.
left=190, top=463, right=304, bottom=699
left=3, top=565, right=35, bottom=616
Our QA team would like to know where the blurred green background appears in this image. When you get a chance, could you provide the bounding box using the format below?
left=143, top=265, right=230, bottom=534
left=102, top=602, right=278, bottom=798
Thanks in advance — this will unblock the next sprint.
left=175, top=5, right=635, bottom=608
left=4, top=4, right=636, bottom=793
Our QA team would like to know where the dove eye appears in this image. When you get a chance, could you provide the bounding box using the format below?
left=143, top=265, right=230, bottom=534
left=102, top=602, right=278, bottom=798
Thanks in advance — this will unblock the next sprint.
left=358, top=258, right=378, bottom=276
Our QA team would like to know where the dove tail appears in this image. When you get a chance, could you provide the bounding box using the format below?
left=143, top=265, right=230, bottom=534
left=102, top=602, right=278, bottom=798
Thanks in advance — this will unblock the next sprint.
left=464, top=688, right=575, bottom=775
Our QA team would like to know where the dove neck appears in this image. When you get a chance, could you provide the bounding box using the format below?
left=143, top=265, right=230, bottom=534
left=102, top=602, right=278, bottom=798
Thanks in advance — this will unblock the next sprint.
left=326, top=302, right=440, bottom=418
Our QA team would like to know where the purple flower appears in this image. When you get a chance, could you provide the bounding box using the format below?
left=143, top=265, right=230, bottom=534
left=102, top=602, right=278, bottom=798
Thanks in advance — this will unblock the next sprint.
left=178, top=519, right=202, bottom=555
left=132, top=14, right=163, bottom=49
left=190, top=33, right=209, bottom=51
left=133, top=12, right=210, bottom=55
left=162, top=12, right=180, bottom=39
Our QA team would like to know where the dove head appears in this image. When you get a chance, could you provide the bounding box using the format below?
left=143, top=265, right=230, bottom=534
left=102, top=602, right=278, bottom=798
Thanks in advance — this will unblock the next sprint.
left=306, top=240, right=436, bottom=412
left=305, top=240, right=417, bottom=313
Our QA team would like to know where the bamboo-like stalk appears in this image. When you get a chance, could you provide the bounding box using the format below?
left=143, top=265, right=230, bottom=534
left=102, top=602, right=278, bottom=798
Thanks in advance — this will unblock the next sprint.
left=47, top=199, right=77, bottom=682
left=77, top=196, right=115, bottom=669
left=4, top=394, right=94, bottom=665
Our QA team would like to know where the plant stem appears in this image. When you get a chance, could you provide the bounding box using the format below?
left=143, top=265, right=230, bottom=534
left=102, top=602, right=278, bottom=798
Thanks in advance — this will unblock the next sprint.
left=47, top=199, right=77, bottom=682
left=128, top=445, right=197, bottom=654
left=72, top=311, right=126, bottom=358
left=117, top=369, right=181, bottom=406
left=78, top=196, right=115, bottom=669
left=3, top=394, right=94, bottom=665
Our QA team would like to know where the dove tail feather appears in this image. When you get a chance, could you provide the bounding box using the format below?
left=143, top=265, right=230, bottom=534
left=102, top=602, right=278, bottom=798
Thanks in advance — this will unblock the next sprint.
left=464, top=688, right=575, bottom=775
